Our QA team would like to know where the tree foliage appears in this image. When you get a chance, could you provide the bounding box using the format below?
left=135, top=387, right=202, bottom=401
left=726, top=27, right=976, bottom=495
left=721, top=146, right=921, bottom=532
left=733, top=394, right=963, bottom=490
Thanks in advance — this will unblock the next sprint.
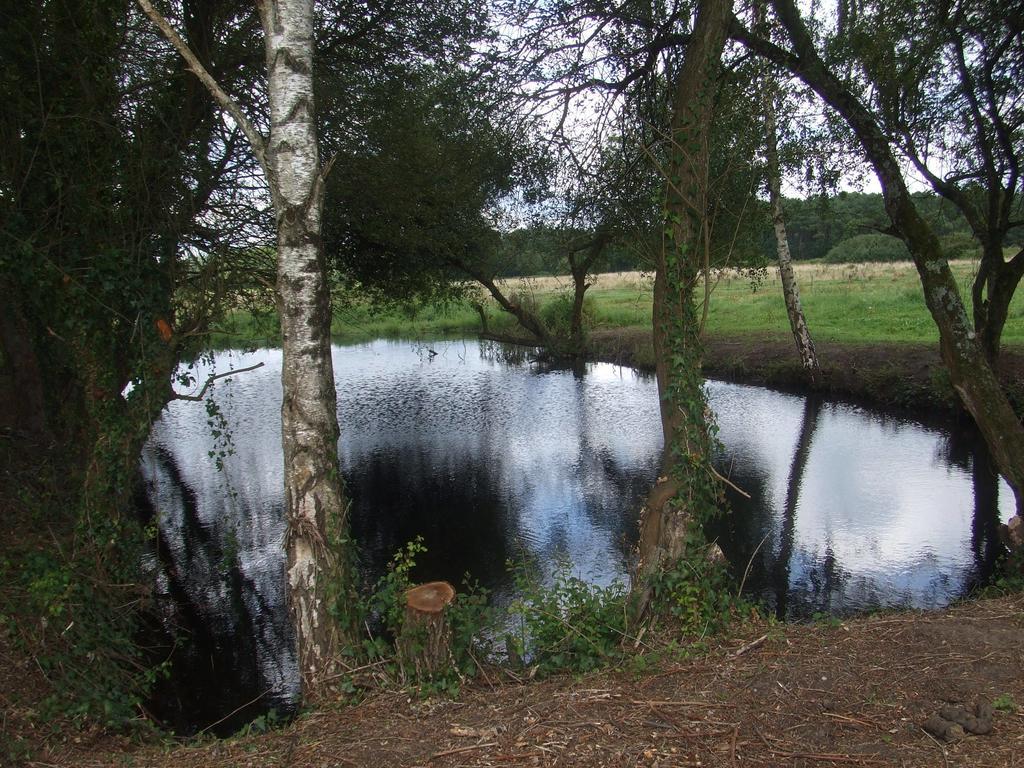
left=798, top=0, right=1024, bottom=359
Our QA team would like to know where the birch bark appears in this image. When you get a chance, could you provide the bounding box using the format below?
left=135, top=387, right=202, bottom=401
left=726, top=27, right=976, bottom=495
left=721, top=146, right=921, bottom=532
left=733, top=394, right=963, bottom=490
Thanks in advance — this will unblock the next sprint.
left=257, top=0, right=356, bottom=697
left=763, top=90, right=819, bottom=379
left=138, top=0, right=357, bottom=700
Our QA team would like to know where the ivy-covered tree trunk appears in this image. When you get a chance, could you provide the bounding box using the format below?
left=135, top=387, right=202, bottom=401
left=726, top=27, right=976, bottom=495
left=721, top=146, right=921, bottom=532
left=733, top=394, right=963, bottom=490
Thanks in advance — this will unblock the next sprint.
left=763, top=89, right=819, bottom=379
left=257, top=0, right=359, bottom=698
left=741, top=0, right=1024, bottom=515
left=630, top=0, right=730, bottom=623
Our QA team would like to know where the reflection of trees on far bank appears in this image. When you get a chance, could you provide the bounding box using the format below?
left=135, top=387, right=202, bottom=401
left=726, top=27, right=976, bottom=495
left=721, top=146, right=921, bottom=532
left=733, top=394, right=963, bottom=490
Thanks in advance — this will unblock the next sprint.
left=708, top=387, right=1009, bottom=620
left=773, top=397, right=823, bottom=620
left=138, top=445, right=296, bottom=735
left=936, top=424, right=1005, bottom=591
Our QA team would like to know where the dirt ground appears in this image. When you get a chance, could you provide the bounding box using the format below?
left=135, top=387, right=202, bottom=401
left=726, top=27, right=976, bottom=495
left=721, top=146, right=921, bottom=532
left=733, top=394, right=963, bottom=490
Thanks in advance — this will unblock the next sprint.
left=4, top=595, right=1023, bottom=768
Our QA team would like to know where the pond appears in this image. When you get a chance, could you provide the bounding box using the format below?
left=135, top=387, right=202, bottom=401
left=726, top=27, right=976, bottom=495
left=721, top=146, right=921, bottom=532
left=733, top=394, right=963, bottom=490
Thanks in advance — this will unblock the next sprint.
left=138, top=338, right=1014, bottom=733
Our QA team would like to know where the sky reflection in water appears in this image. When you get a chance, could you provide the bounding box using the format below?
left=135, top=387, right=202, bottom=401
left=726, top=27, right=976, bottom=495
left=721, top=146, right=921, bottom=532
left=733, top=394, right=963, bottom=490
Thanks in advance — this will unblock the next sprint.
left=139, top=338, right=1014, bottom=732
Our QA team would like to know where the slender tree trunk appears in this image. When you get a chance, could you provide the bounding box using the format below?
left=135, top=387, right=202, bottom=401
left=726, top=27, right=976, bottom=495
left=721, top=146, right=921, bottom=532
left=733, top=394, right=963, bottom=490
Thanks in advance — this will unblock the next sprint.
left=763, top=91, right=819, bottom=379
left=568, top=260, right=591, bottom=355
left=258, top=0, right=358, bottom=697
left=567, top=231, right=609, bottom=356
left=630, top=0, right=731, bottom=622
left=569, top=274, right=589, bottom=353
left=747, top=0, right=1024, bottom=515
left=0, top=289, right=51, bottom=441
left=975, top=247, right=1024, bottom=364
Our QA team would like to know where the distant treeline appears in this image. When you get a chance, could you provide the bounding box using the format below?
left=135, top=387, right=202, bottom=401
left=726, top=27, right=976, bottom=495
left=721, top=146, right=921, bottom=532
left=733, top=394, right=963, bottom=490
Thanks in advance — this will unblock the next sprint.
left=773, top=191, right=1008, bottom=264
left=498, top=192, right=1023, bottom=276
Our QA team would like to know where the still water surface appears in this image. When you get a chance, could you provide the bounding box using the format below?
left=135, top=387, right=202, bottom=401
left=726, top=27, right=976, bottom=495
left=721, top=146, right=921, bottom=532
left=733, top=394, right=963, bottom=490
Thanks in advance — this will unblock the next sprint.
left=139, top=339, right=1014, bottom=732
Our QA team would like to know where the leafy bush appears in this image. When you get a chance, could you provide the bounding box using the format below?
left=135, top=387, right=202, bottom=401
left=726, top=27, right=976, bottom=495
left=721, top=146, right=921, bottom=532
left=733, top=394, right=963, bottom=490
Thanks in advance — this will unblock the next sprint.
left=507, top=558, right=627, bottom=676
left=824, top=233, right=910, bottom=263
left=539, top=293, right=595, bottom=343
left=939, top=232, right=979, bottom=260
left=648, top=532, right=751, bottom=636
left=367, top=537, right=426, bottom=640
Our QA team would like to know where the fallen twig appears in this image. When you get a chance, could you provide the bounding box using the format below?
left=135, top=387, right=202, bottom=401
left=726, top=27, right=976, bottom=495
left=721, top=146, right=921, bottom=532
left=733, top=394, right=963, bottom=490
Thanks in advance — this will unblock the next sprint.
left=920, top=726, right=951, bottom=768
left=429, top=741, right=498, bottom=761
left=822, top=711, right=881, bottom=729
left=630, top=699, right=734, bottom=708
left=731, top=633, right=768, bottom=657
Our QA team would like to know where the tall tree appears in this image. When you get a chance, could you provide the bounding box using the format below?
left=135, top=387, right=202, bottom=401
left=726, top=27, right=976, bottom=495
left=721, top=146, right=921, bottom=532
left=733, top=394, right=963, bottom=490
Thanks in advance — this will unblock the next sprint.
left=138, top=0, right=358, bottom=700
left=729, top=0, right=1024, bottom=514
left=631, top=0, right=732, bottom=621
left=838, top=0, right=1023, bottom=363
left=755, top=1, right=820, bottom=379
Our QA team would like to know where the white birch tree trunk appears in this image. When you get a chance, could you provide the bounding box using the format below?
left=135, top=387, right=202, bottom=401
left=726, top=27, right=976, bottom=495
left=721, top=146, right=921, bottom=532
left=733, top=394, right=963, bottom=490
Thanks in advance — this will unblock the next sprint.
left=763, top=89, right=819, bottom=379
left=138, top=0, right=357, bottom=702
left=258, top=0, right=355, bottom=698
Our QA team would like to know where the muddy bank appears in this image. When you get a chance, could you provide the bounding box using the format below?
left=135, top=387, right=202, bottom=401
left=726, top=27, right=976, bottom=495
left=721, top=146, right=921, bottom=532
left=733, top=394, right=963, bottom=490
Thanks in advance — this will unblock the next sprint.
left=589, top=328, right=1024, bottom=417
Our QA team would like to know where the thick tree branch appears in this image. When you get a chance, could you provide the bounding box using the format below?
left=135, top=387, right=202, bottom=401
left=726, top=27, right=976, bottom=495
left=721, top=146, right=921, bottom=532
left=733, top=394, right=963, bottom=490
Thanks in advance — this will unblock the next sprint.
left=727, top=15, right=801, bottom=74
left=137, top=0, right=270, bottom=180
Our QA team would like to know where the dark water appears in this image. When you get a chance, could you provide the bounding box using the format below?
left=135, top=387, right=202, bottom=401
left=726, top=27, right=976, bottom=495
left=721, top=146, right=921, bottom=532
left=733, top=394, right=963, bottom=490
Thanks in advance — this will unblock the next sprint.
left=138, top=338, right=1013, bottom=733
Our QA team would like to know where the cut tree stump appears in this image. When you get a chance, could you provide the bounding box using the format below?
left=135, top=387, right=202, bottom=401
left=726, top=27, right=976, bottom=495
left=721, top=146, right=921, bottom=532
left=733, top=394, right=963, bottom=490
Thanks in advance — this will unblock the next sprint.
left=397, top=581, right=456, bottom=680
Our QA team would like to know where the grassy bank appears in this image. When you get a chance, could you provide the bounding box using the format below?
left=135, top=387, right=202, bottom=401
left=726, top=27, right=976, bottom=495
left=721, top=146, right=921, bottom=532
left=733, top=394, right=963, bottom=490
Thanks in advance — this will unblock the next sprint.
left=212, top=260, right=1024, bottom=350
left=494, top=261, right=1024, bottom=346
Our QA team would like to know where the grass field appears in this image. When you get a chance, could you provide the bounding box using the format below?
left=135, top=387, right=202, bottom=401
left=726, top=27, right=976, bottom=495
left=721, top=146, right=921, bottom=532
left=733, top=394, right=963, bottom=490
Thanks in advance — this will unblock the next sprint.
left=213, top=260, right=1024, bottom=347
left=489, top=260, right=1024, bottom=346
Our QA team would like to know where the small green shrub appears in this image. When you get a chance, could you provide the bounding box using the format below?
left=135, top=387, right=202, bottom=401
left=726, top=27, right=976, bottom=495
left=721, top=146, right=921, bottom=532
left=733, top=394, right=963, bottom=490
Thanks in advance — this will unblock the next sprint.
left=539, top=293, right=595, bottom=344
left=648, top=532, right=752, bottom=636
left=367, top=537, right=426, bottom=640
left=446, top=577, right=496, bottom=680
left=507, top=558, right=627, bottom=676
left=939, top=232, right=979, bottom=261
left=511, top=289, right=541, bottom=319
left=824, top=233, right=910, bottom=263
left=993, top=694, right=1017, bottom=713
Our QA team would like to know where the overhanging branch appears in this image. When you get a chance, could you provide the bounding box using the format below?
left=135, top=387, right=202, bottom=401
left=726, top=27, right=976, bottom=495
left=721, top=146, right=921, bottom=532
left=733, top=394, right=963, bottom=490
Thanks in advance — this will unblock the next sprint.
left=137, top=0, right=270, bottom=181
left=172, top=362, right=265, bottom=402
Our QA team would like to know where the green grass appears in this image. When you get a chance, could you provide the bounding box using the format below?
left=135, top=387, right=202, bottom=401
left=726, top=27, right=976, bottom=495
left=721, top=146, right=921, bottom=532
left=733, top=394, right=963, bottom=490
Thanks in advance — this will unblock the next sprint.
left=705, top=262, right=1024, bottom=345
left=209, top=301, right=486, bottom=348
left=211, top=261, right=1024, bottom=349
left=580, top=262, right=1024, bottom=346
